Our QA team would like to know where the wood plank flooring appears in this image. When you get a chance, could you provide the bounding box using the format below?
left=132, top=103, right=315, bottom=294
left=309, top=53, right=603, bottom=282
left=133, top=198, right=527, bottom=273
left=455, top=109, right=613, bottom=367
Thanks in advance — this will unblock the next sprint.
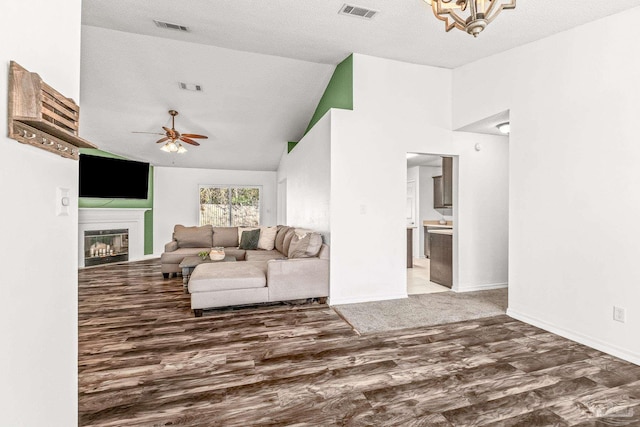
left=79, top=259, right=640, bottom=426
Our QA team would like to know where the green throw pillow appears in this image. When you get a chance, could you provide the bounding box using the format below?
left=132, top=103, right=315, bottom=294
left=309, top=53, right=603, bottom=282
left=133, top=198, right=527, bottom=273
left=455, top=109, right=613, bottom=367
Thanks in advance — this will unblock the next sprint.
left=239, top=228, right=260, bottom=250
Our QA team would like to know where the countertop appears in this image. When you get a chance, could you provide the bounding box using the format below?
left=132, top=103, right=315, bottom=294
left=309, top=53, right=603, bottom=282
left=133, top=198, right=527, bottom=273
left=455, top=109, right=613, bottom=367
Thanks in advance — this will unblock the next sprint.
left=427, top=229, right=453, bottom=235
left=423, top=220, right=453, bottom=229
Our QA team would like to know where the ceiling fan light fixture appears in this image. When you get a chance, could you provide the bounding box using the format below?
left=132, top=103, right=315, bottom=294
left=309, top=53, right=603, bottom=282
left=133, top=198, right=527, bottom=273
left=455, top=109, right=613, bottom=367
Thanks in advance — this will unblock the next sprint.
left=167, top=141, right=179, bottom=152
left=160, top=143, right=171, bottom=153
left=422, top=0, right=516, bottom=37
left=177, top=144, right=187, bottom=154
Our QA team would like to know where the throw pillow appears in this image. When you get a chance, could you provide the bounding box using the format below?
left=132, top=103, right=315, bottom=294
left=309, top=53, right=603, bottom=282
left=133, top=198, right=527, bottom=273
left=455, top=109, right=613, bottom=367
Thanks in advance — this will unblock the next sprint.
left=282, top=228, right=296, bottom=256
left=288, top=232, right=323, bottom=258
left=274, top=226, right=291, bottom=253
left=257, top=226, right=278, bottom=251
left=237, top=227, right=259, bottom=245
left=239, top=228, right=260, bottom=250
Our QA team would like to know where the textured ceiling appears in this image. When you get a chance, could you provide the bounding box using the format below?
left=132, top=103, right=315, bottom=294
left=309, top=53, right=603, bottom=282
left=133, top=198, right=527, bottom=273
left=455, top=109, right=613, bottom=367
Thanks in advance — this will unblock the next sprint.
left=80, top=0, right=640, bottom=170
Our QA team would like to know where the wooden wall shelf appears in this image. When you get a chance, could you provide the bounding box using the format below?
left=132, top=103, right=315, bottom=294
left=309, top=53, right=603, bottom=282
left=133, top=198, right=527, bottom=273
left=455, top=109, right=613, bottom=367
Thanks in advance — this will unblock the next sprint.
left=7, top=61, right=97, bottom=160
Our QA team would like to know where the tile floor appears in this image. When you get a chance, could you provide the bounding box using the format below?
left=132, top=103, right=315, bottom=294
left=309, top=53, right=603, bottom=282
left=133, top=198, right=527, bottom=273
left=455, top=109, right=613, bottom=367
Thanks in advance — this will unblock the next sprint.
left=407, top=257, right=450, bottom=295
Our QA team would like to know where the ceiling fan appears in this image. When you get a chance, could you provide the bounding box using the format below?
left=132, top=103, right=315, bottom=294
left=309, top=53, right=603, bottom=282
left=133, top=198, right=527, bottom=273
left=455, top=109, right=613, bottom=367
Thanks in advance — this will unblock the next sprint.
left=133, top=110, right=208, bottom=153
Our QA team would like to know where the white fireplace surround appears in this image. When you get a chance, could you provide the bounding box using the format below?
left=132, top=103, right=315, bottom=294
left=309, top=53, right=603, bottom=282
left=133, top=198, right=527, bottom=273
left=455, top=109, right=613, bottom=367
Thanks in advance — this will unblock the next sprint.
left=78, top=208, right=150, bottom=267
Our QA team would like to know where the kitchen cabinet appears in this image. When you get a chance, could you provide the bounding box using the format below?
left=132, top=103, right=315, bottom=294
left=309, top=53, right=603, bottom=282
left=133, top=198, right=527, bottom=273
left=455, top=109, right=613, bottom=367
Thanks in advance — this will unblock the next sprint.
left=442, top=156, right=453, bottom=207
left=433, top=157, right=453, bottom=208
left=429, top=231, right=452, bottom=288
left=424, top=225, right=451, bottom=258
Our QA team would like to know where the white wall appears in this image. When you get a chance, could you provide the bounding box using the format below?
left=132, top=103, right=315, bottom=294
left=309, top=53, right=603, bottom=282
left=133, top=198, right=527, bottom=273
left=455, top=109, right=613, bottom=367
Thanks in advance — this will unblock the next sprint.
left=328, top=54, right=509, bottom=304
left=0, top=1, right=82, bottom=425
left=454, top=8, right=640, bottom=363
left=154, top=167, right=277, bottom=254
left=277, top=113, right=331, bottom=243
left=452, top=133, right=509, bottom=291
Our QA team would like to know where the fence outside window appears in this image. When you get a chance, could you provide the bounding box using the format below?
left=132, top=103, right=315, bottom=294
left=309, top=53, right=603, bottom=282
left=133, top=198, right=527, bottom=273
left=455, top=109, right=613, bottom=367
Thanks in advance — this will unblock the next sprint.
left=199, top=186, right=261, bottom=227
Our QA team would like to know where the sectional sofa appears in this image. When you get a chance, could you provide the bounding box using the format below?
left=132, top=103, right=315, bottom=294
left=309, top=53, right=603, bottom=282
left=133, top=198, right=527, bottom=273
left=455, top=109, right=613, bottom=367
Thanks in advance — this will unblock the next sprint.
left=161, top=225, right=329, bottom=316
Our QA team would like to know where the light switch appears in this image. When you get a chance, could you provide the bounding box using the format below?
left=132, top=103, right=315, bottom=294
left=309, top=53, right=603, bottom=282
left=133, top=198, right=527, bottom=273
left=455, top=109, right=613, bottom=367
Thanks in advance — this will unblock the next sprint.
left=57, top=187, right=70, bottom=216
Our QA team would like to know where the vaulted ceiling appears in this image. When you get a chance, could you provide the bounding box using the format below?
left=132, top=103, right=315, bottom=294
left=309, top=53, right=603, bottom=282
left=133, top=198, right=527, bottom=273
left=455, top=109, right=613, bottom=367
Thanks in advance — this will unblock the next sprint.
left=80, top=0, right=640, bottom=170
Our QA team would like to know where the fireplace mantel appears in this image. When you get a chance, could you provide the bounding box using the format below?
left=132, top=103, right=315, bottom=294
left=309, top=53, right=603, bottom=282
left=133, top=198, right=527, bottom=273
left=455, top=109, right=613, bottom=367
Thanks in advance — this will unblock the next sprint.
left=78, top=208, right=150, bottom=267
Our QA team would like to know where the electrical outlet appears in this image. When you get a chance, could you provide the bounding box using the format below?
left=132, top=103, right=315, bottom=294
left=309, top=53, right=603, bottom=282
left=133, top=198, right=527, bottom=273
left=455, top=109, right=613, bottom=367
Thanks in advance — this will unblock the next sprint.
left=613, top=306, right=626, bottom=323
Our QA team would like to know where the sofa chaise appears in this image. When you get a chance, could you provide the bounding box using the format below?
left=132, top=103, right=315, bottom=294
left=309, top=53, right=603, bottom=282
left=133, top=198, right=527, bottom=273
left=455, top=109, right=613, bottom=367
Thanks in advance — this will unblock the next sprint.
left=161, top=224, right=329, bottom=316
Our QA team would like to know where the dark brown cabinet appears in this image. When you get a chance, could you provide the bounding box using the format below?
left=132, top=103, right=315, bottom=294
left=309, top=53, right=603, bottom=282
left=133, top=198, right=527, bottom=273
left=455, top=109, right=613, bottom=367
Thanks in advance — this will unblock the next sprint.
left=433, top=157, right=453, bottom=209
left=424, top=225, right=451, bottom=258
left=429, top=232, right=452, bottom=288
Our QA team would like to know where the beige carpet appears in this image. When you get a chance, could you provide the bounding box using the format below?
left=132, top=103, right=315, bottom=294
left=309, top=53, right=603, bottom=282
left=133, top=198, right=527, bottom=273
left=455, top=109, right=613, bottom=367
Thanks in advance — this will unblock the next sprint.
left=333, top=288, right=508, bottom=334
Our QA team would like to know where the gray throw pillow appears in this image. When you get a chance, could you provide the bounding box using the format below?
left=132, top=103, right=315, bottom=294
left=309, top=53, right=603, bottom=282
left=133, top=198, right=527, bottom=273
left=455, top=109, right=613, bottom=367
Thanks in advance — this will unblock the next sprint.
left=239, top=228, right=260, bottom=250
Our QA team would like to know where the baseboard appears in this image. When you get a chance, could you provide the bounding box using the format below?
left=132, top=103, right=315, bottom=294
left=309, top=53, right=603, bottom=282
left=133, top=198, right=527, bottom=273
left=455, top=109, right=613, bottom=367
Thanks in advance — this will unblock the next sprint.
left=507, top=308, right=640, bottom=366
left=453, top=282, right=508, bottom=293
left=329, top=292, right=408, bottom=306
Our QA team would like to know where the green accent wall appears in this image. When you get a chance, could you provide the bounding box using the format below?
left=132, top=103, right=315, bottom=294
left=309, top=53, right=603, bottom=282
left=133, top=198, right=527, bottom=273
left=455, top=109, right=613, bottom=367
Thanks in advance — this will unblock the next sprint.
left=289, top=54, right=353, bottom=153
left=79, top=148, right=154, bottom=255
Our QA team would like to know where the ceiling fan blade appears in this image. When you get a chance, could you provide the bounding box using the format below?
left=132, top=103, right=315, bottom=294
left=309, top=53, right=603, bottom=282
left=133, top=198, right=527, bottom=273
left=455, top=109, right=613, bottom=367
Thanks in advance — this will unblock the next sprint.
left=132, top=131, right=165, bottom=135
left=182, top=133, right=209, bottom=139
left=156, top=137, right=169, bottom=144
left=180, top=136, right=200, bottom=146
left=162, top=126, right=172, bottom=133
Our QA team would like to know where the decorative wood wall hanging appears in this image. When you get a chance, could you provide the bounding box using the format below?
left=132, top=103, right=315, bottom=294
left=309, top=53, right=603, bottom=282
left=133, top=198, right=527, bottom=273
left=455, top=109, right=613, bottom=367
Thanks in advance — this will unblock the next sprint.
left=7, top=61, right=97, bottom=160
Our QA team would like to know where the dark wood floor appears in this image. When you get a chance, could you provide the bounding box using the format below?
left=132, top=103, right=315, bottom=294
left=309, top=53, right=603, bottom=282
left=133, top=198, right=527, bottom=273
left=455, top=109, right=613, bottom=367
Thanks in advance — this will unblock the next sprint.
left=79, top=259, right=640, bottom=426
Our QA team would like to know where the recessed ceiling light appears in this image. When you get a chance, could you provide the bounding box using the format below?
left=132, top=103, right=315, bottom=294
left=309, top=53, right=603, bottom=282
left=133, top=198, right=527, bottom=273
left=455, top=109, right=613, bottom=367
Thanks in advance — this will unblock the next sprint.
left=497, top=122, right=510, bottom=134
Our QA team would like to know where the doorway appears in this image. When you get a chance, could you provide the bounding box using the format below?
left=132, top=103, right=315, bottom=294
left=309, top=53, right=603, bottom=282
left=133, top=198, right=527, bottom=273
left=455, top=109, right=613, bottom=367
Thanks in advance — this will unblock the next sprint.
left=406, top=153, right=453, bottom=295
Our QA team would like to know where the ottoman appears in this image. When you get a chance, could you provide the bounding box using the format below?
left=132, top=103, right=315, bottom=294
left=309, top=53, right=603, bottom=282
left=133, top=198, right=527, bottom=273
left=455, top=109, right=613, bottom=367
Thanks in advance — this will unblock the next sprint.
left=188, top=262, right=268, bottom=317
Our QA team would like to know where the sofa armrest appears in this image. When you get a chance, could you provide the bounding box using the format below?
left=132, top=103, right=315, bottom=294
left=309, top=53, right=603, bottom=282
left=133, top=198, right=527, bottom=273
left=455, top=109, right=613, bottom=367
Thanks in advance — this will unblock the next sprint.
left=267, top=258, right=329, bottom=302
left=164, top=241, right=179, bottom=252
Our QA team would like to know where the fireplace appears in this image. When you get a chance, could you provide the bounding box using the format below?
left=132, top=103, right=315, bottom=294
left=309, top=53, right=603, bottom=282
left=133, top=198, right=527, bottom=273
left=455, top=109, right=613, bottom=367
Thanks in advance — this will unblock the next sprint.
left=78, top=208, right=149, bottom=268
left=84, top=229, right=129, bottom=266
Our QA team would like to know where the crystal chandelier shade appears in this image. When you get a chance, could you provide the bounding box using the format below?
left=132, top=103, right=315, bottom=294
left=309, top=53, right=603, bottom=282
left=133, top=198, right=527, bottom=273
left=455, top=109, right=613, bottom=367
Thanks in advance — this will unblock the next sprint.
left=422, top=0, right=515, bottom=37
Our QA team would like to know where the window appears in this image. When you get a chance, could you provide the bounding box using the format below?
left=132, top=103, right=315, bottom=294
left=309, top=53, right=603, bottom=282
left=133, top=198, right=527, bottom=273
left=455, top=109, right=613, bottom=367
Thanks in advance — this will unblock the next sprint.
left=199, top=186, right=261, bottom=227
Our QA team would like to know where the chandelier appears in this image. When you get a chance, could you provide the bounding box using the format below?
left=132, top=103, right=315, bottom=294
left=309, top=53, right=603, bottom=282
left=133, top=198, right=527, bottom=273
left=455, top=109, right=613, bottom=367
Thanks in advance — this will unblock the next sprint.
left=422, top=0, right=515, bottom=37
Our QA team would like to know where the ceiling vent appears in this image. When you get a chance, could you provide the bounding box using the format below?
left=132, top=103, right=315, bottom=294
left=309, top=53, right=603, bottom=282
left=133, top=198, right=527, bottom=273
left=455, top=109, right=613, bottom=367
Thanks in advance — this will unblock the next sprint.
left=339, top=4, right=378, bottom=19
left=153, top=20, right=189, bottom=32
left=179, top=82, right=203, bottom=92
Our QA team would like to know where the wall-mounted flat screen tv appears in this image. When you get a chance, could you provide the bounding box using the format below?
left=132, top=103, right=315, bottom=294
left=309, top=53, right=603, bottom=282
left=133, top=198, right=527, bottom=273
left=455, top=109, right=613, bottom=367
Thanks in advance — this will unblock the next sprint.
left=79, top=154, right=150, bottom=199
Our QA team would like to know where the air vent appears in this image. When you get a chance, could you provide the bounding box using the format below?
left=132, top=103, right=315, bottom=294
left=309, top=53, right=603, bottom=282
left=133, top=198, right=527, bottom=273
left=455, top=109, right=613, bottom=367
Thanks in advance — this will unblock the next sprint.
left=153, top=20, right=189, bottom=32
left=179, top=82, right=203, bottom=92
left=339, top=4, right=378, bottom=19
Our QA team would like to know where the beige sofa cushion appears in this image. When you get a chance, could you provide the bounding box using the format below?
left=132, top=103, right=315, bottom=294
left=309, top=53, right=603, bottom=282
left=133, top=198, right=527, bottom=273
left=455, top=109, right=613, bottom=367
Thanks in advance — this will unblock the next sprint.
left=188, top=262, right=266, bottom=292
left=245, top=249, right=286, bottom=262
left=212, top=227, right=238, bottom=247
left=282, top=228, right=296, bottom=256
left=274, top=226, right=291, bottom=253
left=222, top=247, right=246, bottom=261
left=174, top=225, right=213, bottom=248
left=288, top=232, right=323, bottom=258
left=257, top=226, right=278, bottom=250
